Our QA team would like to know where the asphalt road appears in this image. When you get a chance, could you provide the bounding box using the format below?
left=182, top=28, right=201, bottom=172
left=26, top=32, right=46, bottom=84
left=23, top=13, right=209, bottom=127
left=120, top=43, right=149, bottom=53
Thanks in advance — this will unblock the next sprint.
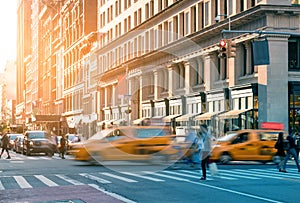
left=1, top=151, right=300, bottom=203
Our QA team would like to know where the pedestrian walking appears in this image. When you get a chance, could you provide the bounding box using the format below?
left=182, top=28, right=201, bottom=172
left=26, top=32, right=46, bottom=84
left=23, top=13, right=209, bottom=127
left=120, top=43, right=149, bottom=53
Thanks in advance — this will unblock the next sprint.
left=51, top=131, right=59, bottom=153
left=0, top=133, right=11, bottom=159
left=59, top=135, right=68, bottom=159
left=184, top=128, right=201, bottom=166
left=280, top=132, right=300, bottom=173
left=275, top=132, right=286, bottom=171
left=198, top=124, right=212, bottom=180
left=295, top=132, right=300, bottom=159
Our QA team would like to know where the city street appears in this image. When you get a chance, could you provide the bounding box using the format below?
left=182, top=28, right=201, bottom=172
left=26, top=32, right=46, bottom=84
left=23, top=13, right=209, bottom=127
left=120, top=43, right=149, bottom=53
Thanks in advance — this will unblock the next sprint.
left=0, top=151, right=299, bottom=203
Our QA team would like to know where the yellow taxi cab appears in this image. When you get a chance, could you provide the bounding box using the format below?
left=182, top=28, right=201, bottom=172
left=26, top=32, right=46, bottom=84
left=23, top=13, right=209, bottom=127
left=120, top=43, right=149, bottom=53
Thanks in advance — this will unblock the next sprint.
left=72, top=126, right=182, bottom=164
left=210, top=129, right=286, bottom=164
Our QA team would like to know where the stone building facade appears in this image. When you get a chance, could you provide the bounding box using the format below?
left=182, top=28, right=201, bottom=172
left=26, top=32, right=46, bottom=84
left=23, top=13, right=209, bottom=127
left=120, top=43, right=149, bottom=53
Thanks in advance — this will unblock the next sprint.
left=16, top=0, right=300, bottom=137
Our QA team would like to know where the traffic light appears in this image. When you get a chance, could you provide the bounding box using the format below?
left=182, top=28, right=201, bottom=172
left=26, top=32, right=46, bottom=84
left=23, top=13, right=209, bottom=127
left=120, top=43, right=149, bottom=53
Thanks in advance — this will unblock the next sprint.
left=228, top=40, right=237, bottom=58
left=218, top=39, right=227, bottom=58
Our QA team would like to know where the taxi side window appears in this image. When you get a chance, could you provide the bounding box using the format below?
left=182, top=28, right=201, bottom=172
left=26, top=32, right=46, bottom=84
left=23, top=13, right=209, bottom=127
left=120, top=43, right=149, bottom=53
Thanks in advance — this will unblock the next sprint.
left=231, top=133, right=249, bottom=144
left=259, top=132, right=278, bottom=141
left=105, top=130, right=125, bottom=141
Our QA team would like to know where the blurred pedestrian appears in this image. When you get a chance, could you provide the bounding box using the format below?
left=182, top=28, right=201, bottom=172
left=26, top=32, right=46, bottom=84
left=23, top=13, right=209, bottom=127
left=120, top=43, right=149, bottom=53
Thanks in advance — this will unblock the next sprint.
left=295, top=132, right=300, bottom=159
left=0, top=133, right=11, bottom=159
left=198, top=124, right=212, bottom=180
left=280, top=132, right=300, bottom=173
left=59, top=135, right=68, bottom=159
left=184, top=128, right=201, bottom=166
left=51, top=130, right=58, bottom=153
left=275, top=132, right=285, bottom=172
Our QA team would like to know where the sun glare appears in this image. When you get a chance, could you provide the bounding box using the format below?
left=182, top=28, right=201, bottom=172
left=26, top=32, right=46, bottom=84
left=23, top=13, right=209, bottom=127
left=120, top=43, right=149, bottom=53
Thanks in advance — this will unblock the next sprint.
left=0, top=1, right=17, bottom=73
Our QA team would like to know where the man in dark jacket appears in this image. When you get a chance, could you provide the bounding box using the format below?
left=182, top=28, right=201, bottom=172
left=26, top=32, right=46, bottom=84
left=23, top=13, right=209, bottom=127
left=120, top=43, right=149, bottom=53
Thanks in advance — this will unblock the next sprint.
left=60, top=135, right=68, bottom=159
left=280, top=133, right=300, bottom=173
left=275, top=132, right=286, bottom=172
left=0, top=133, right=11, bottom=159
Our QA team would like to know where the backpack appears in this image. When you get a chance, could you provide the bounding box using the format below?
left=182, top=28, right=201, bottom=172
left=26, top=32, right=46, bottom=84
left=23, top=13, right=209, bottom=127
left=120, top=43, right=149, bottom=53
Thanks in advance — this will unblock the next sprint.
left=283, top=140, right=290, bottom=150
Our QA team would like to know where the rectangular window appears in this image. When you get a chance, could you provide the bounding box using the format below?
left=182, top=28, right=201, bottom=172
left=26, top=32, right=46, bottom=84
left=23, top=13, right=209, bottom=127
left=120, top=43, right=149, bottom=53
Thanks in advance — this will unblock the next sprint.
left=204, top=2, right=209, bottom=26
left=184, top=12, right=190, bottom=36
left=145, top=3, right=149, bottom=20
left=288, top=38, right=300, bottom=70
left=168, top=21, right=173, bottom=43
left=134, top=11, right=137, bottom=27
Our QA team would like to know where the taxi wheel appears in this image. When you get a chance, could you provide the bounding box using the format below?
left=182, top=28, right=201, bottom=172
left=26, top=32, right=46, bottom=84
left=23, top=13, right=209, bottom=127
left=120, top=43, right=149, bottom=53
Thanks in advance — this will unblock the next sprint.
left=220, top=153, right=232, bottom=164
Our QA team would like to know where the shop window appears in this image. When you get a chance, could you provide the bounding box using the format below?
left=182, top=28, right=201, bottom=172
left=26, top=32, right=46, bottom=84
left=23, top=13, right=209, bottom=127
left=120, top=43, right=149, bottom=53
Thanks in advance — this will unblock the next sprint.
left=288, top=38, right=300, bottom=70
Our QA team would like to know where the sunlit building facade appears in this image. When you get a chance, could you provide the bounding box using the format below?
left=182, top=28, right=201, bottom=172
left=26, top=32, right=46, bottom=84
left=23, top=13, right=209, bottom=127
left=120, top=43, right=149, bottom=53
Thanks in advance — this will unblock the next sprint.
left=95, top=0, right=300, bottom=135
left=16, top=0, right=300, bottom=137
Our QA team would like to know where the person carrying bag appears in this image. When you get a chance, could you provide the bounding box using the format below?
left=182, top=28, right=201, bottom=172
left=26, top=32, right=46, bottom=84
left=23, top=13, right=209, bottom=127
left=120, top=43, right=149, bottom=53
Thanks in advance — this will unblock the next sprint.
left=274, top=132, right=285, bottom=171
left=280, top=132, right=300, bottom=173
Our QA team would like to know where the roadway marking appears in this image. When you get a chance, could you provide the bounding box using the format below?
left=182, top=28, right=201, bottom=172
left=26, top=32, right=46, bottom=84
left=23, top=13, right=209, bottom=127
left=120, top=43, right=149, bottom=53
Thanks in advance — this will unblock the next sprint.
left=170, top=170, right=237, bottom=180
left=9, top=161, right=24, bottom=163
left=144, top=170, right=282, bottom=203
left=55, top=174, right=84, bottom=185
left=101, top=172, right=137, bottom=183
left=89, top=184, right=136, bottom=203
left=79, top=173, right=111, bottom=184
left=120, top=172, right=165, bottom=182
left=216, top=170, right=261, bottom=180
left=142, top=171, right=190, bottom=181
left=250, top=169, right=300, bottom=179
left=185, top=179, right=283, bottom=203
left=13, top=176, right=32, bottom=188
left=34, top=175, right=58, bottom=187
left=0, top=180, right=4, bottom=190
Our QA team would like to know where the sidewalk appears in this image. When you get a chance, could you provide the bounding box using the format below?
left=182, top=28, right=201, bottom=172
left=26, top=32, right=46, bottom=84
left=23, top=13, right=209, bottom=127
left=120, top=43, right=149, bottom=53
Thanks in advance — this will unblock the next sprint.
left=0, top=185, right=133, bottom=203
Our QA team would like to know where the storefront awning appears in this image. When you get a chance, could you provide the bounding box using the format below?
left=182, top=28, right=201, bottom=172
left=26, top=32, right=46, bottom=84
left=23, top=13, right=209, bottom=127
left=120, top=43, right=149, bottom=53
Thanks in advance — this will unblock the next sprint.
left=162, top=114, right=181, bottom=122
left=175, top=114, right=197, bottom=122
left=218, top=109, right=251, bottom=119
left=132, top=117, right=149, bottom=125
left=34, top=115, right=61, bottom=122
left=194, top=112, right=217, bottom=121
left=97, top=120, right=112, bottom=126
left=113, top=119, right=126, bottom=125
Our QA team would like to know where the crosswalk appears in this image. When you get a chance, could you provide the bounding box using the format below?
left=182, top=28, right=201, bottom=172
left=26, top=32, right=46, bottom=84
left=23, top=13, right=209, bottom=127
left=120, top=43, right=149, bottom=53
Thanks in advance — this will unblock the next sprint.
left=1, top=168, right=300, bottom=190
left=0, top=152, right=73, bottom=161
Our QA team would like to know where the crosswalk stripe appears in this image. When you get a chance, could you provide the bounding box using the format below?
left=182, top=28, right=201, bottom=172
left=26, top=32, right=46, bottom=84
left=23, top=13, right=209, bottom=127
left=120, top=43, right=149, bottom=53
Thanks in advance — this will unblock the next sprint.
left=142, top=171, right=193, bottom=181
left=233, top=169, right=282, bottom=179
left=0, top=180, right=4, bottom=190
left=164, top=170, right=236, bottom=180
left=101, top=172, right=137, bottom=183
left=119, top=172, right=165, bottom=182
left=34, top=175, right=59, bottom=187
left=55, top=174, right=84, bottom=185
left=13, top=176, right=32, bottom=188
left=217, top=170, right=261, bottom=180
left=249, top=169, right=300, bottom=179
left=79, top=173, right=111, bottom=184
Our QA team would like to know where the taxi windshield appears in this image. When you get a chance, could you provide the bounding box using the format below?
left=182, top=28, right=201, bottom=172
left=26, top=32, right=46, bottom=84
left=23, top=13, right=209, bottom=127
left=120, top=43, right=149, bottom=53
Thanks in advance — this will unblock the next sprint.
left=218, top=132, right=237, bottom=142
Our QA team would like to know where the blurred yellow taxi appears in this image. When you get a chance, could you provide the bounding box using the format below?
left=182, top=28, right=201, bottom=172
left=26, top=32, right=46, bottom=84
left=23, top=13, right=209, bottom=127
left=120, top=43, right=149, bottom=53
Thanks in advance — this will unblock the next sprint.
left=71, top=126, right=182, bottom=164
left=210, top=129, right=286, bottom=164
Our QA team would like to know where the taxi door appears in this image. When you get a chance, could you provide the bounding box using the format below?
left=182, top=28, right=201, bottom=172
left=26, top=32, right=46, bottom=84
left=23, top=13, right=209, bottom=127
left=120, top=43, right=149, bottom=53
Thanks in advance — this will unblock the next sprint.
left=230, top=132, right=258, bottom=160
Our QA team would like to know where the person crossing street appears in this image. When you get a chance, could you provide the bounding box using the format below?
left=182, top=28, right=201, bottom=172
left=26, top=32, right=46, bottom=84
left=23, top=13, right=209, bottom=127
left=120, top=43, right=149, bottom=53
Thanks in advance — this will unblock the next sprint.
left=0, top=132, right=11, bottom=159
left=59, top=135, right=68, bottom=159
left=280, top=132, right=300, bottom=173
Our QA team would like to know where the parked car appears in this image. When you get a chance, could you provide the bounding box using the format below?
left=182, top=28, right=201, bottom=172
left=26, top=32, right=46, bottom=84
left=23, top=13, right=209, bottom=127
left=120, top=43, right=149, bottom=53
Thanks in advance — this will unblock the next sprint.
left=13, top=135, right=24, bottom=153
left=23, top=130, right=56, bottom=156
left=8, top=133, right=23, bottom=150
left=210, top=129, right=287, bottom=164
left=72, top=126, right=181, bottom=164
